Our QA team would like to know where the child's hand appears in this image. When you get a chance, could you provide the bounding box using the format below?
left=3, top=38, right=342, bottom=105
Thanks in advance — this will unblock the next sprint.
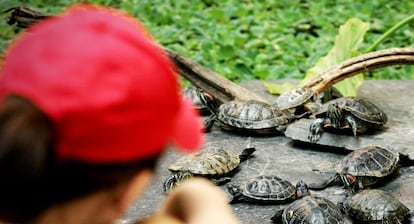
left=158, top=178, right=239, bottom=224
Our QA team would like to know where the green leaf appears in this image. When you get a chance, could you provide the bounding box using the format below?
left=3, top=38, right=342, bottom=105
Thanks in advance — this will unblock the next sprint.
left=302, top=18, right=370, bottom=96
left=263, top=81, right=297, bottom=95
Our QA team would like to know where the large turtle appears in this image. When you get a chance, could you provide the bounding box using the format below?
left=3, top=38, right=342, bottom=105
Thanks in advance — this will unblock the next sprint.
left=163, top=147, right=255, bottom=193
left=309, top=145, right=400, bottom=193
left=227, top=175, right=296, bottom=204
left=339, top=189, right=410, bottom=223
left=308, top=96, right=388, bottom=142
left=197, top=89, right=295, bottom=134
left=271, top=180, right=345, bottom=224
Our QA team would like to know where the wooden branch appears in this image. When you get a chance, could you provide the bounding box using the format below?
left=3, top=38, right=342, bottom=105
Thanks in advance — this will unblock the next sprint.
left=164, top=48, right=269, bottom=103
left=301, top=47, right=414, bottom=94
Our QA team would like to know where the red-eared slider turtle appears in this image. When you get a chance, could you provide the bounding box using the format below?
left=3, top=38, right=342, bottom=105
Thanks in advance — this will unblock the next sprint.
left=182, top=86, right=213, bottom=115
left=308, top=96, right=388, bottom=142
left=309, top=145, right=399, bottom=193
left=339, top=189, right=410, bottom=223
left=163, top=147, right=255, bottom=193
left=227, top=175, right=296, bottom=204
left=198, top=89, right=295, bottom=134
left=271, top=180, right=345, bottom=224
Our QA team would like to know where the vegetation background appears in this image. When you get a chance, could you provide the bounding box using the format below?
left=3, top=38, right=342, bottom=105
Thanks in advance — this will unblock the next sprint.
left=1, top=0, right=413, bottom=83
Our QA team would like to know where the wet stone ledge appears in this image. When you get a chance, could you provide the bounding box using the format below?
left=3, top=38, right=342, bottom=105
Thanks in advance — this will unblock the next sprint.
left=123, top=80, right=414, bottom=224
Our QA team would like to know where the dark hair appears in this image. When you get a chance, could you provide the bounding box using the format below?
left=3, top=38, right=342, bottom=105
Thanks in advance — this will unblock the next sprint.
left=0, top=95, right=159, bottom=223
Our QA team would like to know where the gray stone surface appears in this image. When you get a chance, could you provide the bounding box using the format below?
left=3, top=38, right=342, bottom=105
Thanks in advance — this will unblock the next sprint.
left=285, top=80, right=414, bottom=159
left=122, top=80, right=414, bottom=224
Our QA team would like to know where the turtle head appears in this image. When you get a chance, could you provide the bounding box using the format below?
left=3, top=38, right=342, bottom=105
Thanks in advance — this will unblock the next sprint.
left=226, top=182, right=242, bottom=204
left=339, top=173, right=360, bottom=193
left=163, top=171, right=194, bottom=194
left=327, top=104, right=342, bottom=128
left=295, top=180, right=311, bottom=199
left=196, top=89, right=218, bottom=114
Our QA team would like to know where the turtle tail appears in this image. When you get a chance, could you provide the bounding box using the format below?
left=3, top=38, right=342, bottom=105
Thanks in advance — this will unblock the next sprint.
left=238, top=147, right=256, bottom=162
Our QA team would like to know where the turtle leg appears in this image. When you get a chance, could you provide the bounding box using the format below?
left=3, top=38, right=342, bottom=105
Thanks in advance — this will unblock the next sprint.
left=344, top=115, right=359, bottom=137
left=210, top=176, right=232, bottom=185
left=270, top=209, right=285, bottom=223
left=308, top=118, right=326, bottom=142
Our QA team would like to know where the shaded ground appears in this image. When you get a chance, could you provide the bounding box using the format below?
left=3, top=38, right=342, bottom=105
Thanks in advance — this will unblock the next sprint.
left=121, top=80, right=414, bottom=224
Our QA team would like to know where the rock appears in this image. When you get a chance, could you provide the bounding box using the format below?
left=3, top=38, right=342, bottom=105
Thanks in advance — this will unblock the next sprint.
left=122, top=80, right=414, bottom=224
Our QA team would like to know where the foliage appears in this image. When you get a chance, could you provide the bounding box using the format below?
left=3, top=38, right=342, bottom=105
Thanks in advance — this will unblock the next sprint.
left=0, top=0, right=413, bottom=83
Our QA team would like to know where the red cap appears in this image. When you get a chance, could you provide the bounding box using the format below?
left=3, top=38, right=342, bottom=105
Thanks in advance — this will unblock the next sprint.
left=0, top=4, right=203, bottom=163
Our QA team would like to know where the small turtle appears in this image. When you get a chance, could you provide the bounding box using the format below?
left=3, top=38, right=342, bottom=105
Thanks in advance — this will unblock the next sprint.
left=4, top=7, right=50, bottom=28
left=271, top=180, right=345, bottom=224
left=276, top=87, right=315, bottom=113
left=227, top=175, right=296, bottom=204
left=182, top=86, right=213, bottom=115
left=163, top=147, right=255, bottom=193
left=308, top=96, right=387, bottom=142
left=339, top=189, right=410, bottom=223
left=309, top=145, right=399, bottom=193
left=276, top=87, right=343, bottom=115
left=198, top=89, right=294, bottom=134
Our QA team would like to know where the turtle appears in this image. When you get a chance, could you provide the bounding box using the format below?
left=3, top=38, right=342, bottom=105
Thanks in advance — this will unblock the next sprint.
left=197, top=89, right=295, bottom=134
left=275, top=86, right=343, bottom=115
left=308, top=145, right=400, bottom=193
left=227, top=175, right=296, bottom=204
left=338, top=189, right=410, bottom=223
left=163, top=147, right=255, bottom=193
left=308, top=96, right=388, bottom=143
left=271, top=180, right=345, bottom=224
left=4, top=7, right=50, bottom=28
left=182, top=86, right=213, bottom=115
left=276, top=87, right=315, bottom=113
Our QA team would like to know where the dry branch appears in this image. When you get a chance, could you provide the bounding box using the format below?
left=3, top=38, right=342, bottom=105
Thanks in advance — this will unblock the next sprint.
left=164, top=48, right=268, bottom=103
left=301, top=47, right=414, bottom=94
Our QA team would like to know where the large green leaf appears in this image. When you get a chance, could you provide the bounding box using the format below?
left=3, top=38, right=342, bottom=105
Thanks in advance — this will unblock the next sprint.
left=302, top=18, right=370, bottom=96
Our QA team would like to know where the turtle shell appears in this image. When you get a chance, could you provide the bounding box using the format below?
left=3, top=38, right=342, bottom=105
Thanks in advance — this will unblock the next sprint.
left=276, top=87, right=314, bottom=111
left=230, top=175, right=296, bottom=203
left=315, top=96, right=388, bottom=125
left=168, top=147, right=240, bottom=176
left=281, top=196, right=345, bottom=224
left=336, top=145, right=399, bottom=186
left=341, top=189, right=410, bottom=223
left=217, top=100, right=289, bottom=134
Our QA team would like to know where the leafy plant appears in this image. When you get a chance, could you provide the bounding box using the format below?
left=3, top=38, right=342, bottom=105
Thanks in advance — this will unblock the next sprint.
left=0, top=1, right=413, bottom=82
left=265, top=12, right=414, bottom=96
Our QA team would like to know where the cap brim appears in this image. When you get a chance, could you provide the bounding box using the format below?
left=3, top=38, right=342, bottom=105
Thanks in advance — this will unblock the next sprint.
left=170, top=97, right=204, bottom=152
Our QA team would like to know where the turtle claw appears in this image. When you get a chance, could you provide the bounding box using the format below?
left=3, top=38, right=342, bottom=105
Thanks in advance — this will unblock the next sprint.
left=308, top=118, right=324, bottom=142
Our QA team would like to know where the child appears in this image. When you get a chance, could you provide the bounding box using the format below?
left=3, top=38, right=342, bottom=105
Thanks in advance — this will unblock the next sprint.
left=0, top=4, right=239, bottom=224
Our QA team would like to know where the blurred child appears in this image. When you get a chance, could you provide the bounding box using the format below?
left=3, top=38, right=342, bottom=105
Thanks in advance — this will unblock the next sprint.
left=0, top=4, right=239, bottom=224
